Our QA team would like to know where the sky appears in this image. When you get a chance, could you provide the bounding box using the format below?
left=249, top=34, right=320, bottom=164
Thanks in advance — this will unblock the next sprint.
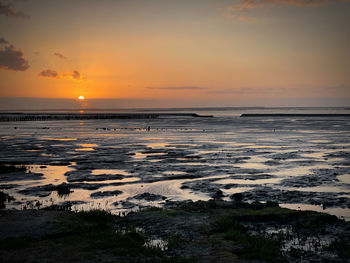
left=0, top=0, right=350, bottom=109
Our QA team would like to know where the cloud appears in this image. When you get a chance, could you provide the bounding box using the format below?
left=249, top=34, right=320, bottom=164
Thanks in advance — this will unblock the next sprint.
left=0, top=1, right=29, bottom=18
left=229, top=0, right=265, bottom=11
left=54, top=52, right=67, bottom=60
left=226, top=0, right=350, bottom=22
left=227, top=0, right=348, bottom=13
left=0, top=40, right=30, bottom=71
left=38, top=69, right=59, bottom=78
left=146, top=86, right=208, bottom=90
left=71, top=70, right=80, bottom=80
left=63, top=70, right=82, bottom=80
left=206, top=87, right=292, bottom=95
left=0, top=37, right=9, bottom=45
left=38, top=69, right=84, bottom=81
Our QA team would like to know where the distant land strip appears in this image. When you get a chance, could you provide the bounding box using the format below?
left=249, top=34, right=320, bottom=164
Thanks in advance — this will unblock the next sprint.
left=241, top=114, right=350, bottom=117
left=0, top=113, right=213, bottom=122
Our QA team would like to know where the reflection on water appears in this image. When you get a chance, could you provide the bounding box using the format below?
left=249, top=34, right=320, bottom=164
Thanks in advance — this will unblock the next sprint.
left=238, top=156, right=271, bottom=170
left=41, top=137, right=77, bottom=141
left=309, top=140, right=330, bottom=143
left=75, top=144, right=98, bottom=151
left=133, top=152, right=167, bottom=159
left=75, top=148, right=95, bottom=151
left=302, top=152, right=325, bottom=159
left=133, top=152, right=146, bottom=159
left=77, top=143, right=98, bottom=147
left=23, top=164, right=72, bottom=185
left=146, top=142, right=169, bottom=148
left=337, top=174, right=350, bottom=184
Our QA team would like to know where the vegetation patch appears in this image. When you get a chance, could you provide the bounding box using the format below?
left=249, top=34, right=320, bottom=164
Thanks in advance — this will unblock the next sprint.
left=0, top=200, right=349, bottom=262
left=213, top=216, right=285, bottom=262
left=327, top=239, right=350, bottom=259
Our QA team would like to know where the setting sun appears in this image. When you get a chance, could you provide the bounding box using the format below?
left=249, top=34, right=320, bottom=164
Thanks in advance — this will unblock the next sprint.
left=78, top=96, right=85, bottom=100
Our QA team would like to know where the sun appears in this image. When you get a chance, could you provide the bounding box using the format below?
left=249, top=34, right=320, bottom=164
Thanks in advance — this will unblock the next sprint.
left=78, top=96, right=85, bottom=100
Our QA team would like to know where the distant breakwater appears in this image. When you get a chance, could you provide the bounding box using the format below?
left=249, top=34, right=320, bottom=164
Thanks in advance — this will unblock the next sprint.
left=241, top=114, right=350, bottom=117
left=0, top=113, right=213, bottom=122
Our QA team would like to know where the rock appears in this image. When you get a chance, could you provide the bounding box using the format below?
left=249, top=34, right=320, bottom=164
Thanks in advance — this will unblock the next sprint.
left=212, top=190, right=224, bottom=199
left=91, top=190, right=123, bottom=198
left=133, top=192, right=167, bottom=201
left=231, top=193, right=243, bottom=202
left=65, top=170, right=124, bottom=182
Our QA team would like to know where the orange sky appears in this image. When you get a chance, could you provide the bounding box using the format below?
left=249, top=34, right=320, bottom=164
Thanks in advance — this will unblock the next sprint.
left=0, top=0, right=349, bottom=108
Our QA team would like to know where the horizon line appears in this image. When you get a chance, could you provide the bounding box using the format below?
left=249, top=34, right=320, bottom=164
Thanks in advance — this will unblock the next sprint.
left=1, top=106, right=350, bottom=112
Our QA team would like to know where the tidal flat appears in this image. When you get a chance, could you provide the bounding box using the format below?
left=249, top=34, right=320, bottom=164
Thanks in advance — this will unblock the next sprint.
left=0, top=109, right=350, bottom=261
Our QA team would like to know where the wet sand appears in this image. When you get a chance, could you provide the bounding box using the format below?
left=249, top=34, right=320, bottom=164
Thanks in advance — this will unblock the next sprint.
left=0, top=112, right=349, bottom=220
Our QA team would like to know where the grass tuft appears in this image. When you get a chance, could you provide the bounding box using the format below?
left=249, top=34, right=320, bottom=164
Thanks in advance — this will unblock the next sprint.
left=213, top=215, right=285, bottom=262
left=327, top=239, right=350, bottom=258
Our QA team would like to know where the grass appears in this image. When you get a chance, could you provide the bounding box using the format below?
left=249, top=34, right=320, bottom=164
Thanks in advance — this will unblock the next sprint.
left=328, top=239, right=350, bottom=259
left=42, top=203, right=73, bottom=211
left=292, top=212, right=339, bottom=231
left=0, top=208, right=164, bottom=262
left=1, top=199, right=348, bottom=262
left=55, top=183, right=71, bottom=197
left=0, top=236, right=33, bottom=250
left=166, top=234, right=186, bottom=249
left=213, top=215, right=286, bottom=263
left=75, top=209, right=116, bottom=229
left=0, top=229, right=161, bottom=258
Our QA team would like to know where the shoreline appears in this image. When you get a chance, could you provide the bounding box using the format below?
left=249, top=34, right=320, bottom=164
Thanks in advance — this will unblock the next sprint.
left=0, top=112, right=213, bottom=122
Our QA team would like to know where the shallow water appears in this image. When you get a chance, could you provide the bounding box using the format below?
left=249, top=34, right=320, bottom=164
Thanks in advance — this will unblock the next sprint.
left=0, top=108, right=350, bottom=219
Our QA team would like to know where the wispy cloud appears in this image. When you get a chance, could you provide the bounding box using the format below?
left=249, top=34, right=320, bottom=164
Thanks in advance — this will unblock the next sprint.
left=0, top=1, right=29, bottom=18
left=228, top=0, right=350, bottom=12
left=229, top=0, right=329, bottom=12
left=146, top=86, right=208, bottom=90
left=226, top=0, right=350, bottom=22
left=38, top=69, right=59, bottom=78
left=54, top=52, right=67, bottom=60
left=206, top=87, right=293, bottom=95
left=38, top=69, right=84, bottom=81
left=64, top=70, right=81, bottom=80
left=0, top=38, right=29, bottom=71
left=0, top=37, right=8, bottom=45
